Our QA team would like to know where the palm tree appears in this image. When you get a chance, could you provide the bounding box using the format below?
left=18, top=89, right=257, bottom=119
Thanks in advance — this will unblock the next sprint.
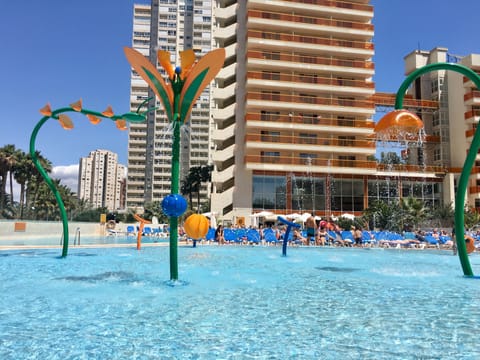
left=400, top=196, right=428, bottom=230
left=0, top=144, right=20, bottom=209
left=13, top=151, right=36, bottom=219
left=429, top=202, right=454, bottom=228
left=27, top=151, right=52, bottom=216
left=181, top=165, right=213, bottom=213
left=180, top=176, right=195, bottom=210
left=362, top=200, right=403, bottom=231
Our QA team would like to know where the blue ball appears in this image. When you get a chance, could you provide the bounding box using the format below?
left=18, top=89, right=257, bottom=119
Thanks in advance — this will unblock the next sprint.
left=161, top=194, right=187, bottom=217
left=175, top=66, right=182, bottom=74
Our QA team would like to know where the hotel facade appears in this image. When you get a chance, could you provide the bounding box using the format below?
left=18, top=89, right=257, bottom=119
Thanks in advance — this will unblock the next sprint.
left=127, top=0, right=479, bottom=226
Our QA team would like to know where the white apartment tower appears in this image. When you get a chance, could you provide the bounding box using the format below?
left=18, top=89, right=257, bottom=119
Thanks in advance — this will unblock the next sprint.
left=78, top=149, right=126, bottom=211
left=126, top=0, right=214, bottom=212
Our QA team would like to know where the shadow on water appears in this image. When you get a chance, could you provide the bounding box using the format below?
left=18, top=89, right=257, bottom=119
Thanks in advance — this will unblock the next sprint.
left=55, top=271, right=137, bottom=283
left=0, top=250, right=59, bottom=257
left=315, top=266, right=359, bottom=273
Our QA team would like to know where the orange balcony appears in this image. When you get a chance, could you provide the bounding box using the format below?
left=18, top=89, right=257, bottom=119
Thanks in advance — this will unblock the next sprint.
left=245, top=133, right=375, bottom=148
left=464, top=90, right=480, bottom=102
left=247, top=30, right=374, bottom=51
left=247, top=10, right=374, bottom=32
left=465, top=109, right=480, bottom=120
left=247, top=50, right=374, bottom=70
left=277, top=0, right=373, bottom=12
left=247, top=71, right=374, bottom=89
left=376, top=163, right=447, bottom=174
left=371, top=92, right=438, bottom=109
left=469, top=186, right=480, bottom=194
left=245, top=154, right=377, bottom=169
left=245, top=112, right=375, bottom=128
left=247, top=92, right=374, bottom=108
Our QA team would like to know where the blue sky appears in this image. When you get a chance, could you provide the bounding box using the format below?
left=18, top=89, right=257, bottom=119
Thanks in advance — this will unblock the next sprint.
left=0, top=0, right=479, bottom=190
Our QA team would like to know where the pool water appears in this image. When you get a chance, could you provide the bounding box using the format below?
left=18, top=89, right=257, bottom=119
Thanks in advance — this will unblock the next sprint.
left=2, top=235, right=168, bottom=247
left=1, top=246, right=479, bottom=359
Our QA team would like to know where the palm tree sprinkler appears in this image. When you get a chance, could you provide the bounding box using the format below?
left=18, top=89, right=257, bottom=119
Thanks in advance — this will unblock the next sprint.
left=376, top=62, right=480, bottom=277
left=124, top=47, right=225, bottom=281
left=30, top=100, right=146, bottom=257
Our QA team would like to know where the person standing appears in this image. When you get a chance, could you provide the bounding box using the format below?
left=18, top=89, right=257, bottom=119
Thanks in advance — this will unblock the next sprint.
left=305, top=213, right=316, bottom=246
left=354, top=226, right=363, bottom=247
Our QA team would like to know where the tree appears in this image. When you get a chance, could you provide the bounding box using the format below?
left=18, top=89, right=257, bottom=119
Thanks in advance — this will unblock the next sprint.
left=399, top=196, right=428, bottom=230
left=429, top=202, right=454, bottom=228
left=380, top=151, right=404, bottom=165
left=13, top=151, right=36, bottom=219
left=0, top=144, right=20, bottom=210
left=27, top=151, right=52, bottom=216
left=181, top=165, right=212, bottom=213
left=362, top=200, right=403, bottom=231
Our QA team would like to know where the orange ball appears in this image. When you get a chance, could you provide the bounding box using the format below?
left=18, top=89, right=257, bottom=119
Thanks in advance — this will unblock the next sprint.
left=184, top=214, right=209, bottom=239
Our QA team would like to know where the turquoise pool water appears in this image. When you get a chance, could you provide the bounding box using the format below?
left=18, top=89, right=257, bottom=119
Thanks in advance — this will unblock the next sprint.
left=1, top=246, right=479, bottom=359
left=1, top=235, right=168, bottom=247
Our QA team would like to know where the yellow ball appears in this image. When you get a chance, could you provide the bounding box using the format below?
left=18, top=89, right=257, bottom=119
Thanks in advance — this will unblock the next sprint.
left=184, top=214, right=209, bottom=239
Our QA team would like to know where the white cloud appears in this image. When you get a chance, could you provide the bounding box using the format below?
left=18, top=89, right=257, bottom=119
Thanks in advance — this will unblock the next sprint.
left=8, top=164, right=79, bottom=203
left=51, top=164, right=79, bottom=193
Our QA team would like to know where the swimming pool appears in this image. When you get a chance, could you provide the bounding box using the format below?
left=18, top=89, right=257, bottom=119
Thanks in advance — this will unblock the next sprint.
left=1, top=246, right=479, bottom=359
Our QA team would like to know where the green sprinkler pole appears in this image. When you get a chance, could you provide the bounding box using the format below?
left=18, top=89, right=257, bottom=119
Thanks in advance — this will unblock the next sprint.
left=30, top=109, right=72, bottom=257
left=29, top=106, right=145, bottom=258
left=393, top=62, right=480, bottom=277
left=169, top=71, right=184, bottom=281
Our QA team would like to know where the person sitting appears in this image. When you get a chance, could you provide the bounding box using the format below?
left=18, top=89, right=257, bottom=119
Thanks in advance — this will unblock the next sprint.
left=215, top=225, right=225, bottom=245
left=293, top=228, right=307, bottom=245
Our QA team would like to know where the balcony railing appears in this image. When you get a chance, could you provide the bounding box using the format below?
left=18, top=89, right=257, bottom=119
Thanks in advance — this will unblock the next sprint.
left=245, top=112, right=375, bottom=128
left=247, top=91, right=374, bottom=108
left=372, top=92, right=438, bottom=109
left=248, top=30, right=374, bottom=51
left=247, top=71, right=374, bottom=89
left=464, top=90, right=480, bottom=102
left=273, top=0, right=373, bottom=12
left=245, top=154, right=377, bottom=169
left=248, top=50, right=374, bottom=70
left=465, top=109, right=480, bottom=120
left=245, top=133, right=374, bottom=148
left=248, top=10, right=373, bottom=32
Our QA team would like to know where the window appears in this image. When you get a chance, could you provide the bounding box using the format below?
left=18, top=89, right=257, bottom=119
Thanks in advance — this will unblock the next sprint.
left=261, top=131, right=281, bottom=142
left=299, top=133, right=317, bottom=144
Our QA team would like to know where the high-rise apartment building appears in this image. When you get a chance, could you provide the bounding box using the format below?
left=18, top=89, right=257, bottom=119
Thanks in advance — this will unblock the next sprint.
left=403, top=47, right=480, bottom=209
left=78, top=149, right=126, bottom=211
left=126, top=1, right=214, bottom=212
left=212, top=0, right=378, bottom=224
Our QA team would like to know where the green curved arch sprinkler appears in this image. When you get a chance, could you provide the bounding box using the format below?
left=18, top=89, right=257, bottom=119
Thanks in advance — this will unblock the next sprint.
left=30, top=100, right=146, bottom=258
left=376, top=62, right=480, bottom=277
left=124, top=47, right=225, bottom=281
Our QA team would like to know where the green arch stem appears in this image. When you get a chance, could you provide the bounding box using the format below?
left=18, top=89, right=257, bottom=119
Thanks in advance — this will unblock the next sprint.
left=29, top=107, right=145, bottom=258
left=394, top=62, right=480, bottom=277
